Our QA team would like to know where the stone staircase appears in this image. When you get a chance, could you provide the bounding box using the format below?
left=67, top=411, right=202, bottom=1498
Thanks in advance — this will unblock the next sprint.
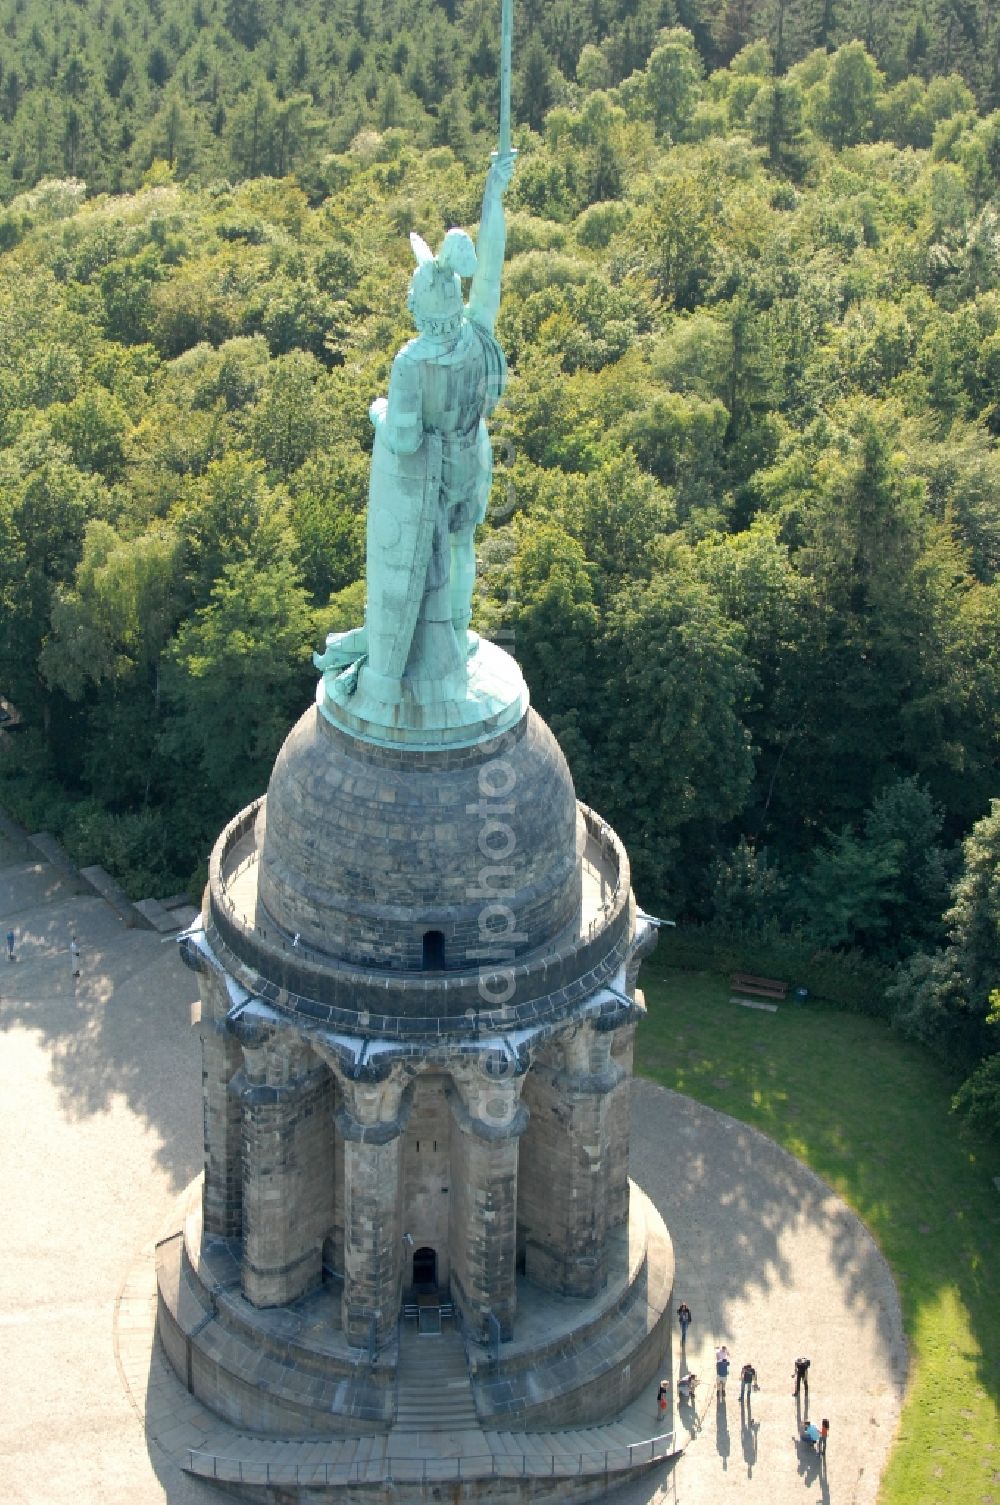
left=484, top=1419, right=673, bottom=1475
left=158, top=1304, right=675, bottom=1496
left=394, top=1321, right=479, bottom=1433
left=183, top=1418, right=673, bottom=1493
left=129, top=1243, right=677, bottom=1501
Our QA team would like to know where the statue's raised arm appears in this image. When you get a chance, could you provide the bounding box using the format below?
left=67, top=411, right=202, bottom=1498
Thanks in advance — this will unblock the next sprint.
left=468, top=148, right=516, bottom=336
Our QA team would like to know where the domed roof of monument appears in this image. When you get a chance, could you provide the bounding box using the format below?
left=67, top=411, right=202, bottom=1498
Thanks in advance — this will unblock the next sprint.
left=255, top=703, right=582, bottom=976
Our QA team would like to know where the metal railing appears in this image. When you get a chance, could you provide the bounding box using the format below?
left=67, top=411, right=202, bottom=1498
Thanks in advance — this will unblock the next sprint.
left=186, top=1433, right=675, bottom=1486
left=205, top=798, right=634, bottom=1035
left=224, top=850, right=257, bottom=889
left=579, top=804, right=626, bottom=940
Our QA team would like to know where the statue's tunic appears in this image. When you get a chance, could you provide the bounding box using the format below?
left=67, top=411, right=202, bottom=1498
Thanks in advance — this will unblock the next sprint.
left=366, top=317, right=506, bottom=683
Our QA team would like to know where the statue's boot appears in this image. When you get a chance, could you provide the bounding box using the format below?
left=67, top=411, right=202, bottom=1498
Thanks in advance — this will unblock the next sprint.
left=313, top=625, right=368, bottom=673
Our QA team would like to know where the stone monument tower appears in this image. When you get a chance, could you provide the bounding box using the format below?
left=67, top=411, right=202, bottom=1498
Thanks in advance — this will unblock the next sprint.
left=155, top=15, right=673, bottom=1498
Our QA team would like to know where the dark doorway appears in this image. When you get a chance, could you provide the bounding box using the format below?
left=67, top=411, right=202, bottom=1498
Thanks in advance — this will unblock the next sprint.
left=412, top=1246, right=437, bottom=1291
left=422, top=930, right=445, bottom=970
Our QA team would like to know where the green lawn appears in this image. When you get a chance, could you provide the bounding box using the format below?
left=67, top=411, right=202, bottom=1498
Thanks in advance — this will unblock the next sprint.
left=635, top=963, right=1000, bottom=1505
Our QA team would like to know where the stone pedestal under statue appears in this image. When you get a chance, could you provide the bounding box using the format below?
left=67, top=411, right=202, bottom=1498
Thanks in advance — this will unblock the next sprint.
left=157, top=690, right=672, bottom=1449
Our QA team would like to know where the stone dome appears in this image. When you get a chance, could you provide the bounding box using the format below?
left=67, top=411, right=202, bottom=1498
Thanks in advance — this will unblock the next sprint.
left=255, top=703, right=582, bottom=975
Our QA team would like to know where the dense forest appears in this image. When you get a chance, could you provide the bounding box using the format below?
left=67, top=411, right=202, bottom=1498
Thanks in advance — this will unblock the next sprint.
left=0, top=0, right=999, bottom=199
left=0, top=10, right=998, bottom=1128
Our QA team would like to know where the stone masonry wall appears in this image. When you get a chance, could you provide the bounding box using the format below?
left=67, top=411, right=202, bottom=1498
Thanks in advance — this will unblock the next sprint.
left=257, top=708, right=580, bottom=974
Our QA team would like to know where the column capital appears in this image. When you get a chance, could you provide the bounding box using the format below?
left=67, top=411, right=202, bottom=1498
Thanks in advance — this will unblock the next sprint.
left=232, top=1025, right=321, bottom=1094
left=535, top=1059, right=625, bottom=1097
left=447, top=1069, right=528, bottom=1142
left=336, top=1072, right=413, bottom=1142
left=534, top=1019, right=625, bottom=1095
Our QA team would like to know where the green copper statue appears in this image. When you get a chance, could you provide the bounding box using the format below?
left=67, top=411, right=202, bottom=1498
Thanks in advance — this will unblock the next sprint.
left=315, top=0, right=527, bottom=748
left=316, top=153, right=514, bottom=683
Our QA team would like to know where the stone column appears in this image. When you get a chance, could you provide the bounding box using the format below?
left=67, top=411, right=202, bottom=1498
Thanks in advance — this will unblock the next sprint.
left=179, top=932, right=245, bottom=1242
left=336, top=1072, right=411, bottom=1350
left=519, top=1021, right=624, bottom=1298
left=231, top=1020, right=335, bottom=1308
left=198, top=968, right=244, bottom=1239
left=608, top=908, right=656, bottom=1233
left=447, top=1065, right=527, bottom=1343
left=604, top=1015, right=636, bottom=1232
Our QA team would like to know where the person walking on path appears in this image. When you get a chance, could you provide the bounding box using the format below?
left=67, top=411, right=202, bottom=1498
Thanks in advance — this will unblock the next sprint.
left=656, top=1378, right=669, bottom=1419
left=793, top=1355, right=810, bottom=1399
left=739, top=1361, right=757, bottom=1406
left=716, top=1345, right=730, bottom=1401
left=677, top=1302, right=692, bottom=1345
left=819, top=1418, right=829, bottom=1457
left=6, top=928, right=14, bottom=962
left=70, top=935, right=81, bottom=980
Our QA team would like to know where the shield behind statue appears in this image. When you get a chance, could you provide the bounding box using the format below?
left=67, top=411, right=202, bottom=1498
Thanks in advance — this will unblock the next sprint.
left=366, top=429, right=442, bottom=681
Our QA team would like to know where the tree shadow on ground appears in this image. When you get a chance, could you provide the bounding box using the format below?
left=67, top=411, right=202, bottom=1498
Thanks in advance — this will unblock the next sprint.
left=638, top=963, right=1000, bottom=1442
left=631, top=1080, right=906, bottom=1384
left=0, top=869, right=201, bottom=1191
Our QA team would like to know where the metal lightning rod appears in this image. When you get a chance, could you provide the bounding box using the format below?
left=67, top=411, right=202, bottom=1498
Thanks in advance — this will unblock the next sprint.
left=499, top=0, right=513, bottom=158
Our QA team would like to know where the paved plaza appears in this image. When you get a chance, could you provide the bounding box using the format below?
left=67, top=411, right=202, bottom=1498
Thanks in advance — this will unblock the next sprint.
left=0, top=826, right=905, bottom=1505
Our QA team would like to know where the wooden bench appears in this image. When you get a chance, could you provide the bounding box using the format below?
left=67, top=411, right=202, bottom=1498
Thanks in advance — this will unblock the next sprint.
left=730, top=972, right=788, bottom=1001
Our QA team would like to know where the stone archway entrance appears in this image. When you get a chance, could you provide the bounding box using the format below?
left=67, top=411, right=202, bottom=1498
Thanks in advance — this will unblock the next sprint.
left=412, top=1246, right=437, bottom=1292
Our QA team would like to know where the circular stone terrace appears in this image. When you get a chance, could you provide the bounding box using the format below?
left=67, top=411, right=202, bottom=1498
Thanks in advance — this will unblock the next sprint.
left=0, top=818, right=906, bottom=1505
left=200, top=795, right=633, bottom=1037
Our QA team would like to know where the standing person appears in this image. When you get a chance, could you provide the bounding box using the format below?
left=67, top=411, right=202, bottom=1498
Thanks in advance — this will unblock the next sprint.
left=819, top=1418, right=829, bottom=1457
left=656, top=1378, right=669, bottom=1419
left=739, top=1361, right=757, bottom=1406
left=793, top=1355, right=810, bottom=1399
left=6, top=928, right=14, bottom=962
left=677, top=1301, right=692, bottom=1345
left=70, top=935, right=81, bottom=980
left=716, top=1345, right=730, bottom=1401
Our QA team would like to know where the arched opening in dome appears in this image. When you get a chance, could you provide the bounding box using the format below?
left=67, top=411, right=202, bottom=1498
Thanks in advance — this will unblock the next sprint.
left=422, top=930, right=446, bottom=970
